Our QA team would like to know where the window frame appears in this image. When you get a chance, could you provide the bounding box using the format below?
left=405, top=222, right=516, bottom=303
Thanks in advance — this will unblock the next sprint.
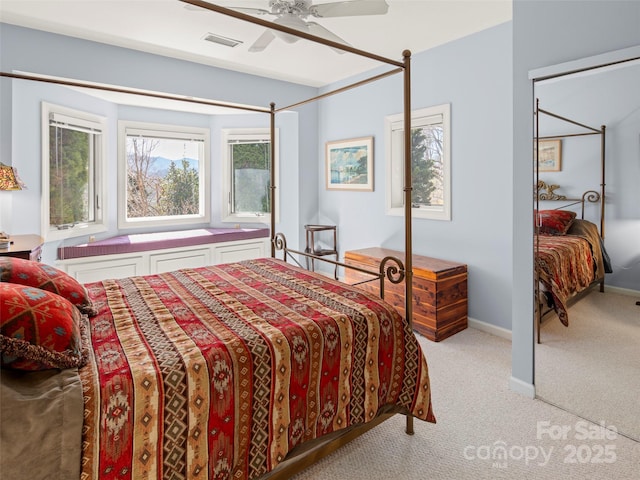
left=117, top=120, right=211, bottom=230
left=385, top=103, right=451, bottom=221
left=221, top=128, right=279, bottom=224
left=41, top=102, right=108, bottom=242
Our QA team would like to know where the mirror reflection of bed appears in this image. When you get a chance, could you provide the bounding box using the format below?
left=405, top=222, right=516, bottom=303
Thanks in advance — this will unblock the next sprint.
left=533, top=55, right=640, bottom=442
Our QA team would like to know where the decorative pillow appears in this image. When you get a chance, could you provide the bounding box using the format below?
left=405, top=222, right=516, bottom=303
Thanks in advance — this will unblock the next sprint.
left=535, top=210, right=577, bottom=235
left=0, top=257, right=96, bottom=316
left=0, top=282, right=88, bottom=370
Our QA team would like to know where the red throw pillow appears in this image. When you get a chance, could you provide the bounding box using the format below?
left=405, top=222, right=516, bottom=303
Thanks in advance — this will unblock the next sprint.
left=535, top=210, right=577, bottom=235
left=0, top=282, right=88, bottom=370
left=0, top=257, right=96, bottom=316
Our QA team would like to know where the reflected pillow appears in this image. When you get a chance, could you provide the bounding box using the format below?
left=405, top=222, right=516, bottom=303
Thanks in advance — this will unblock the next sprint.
left=0, top=282, right=88, bottom=370
left=535, top=210, right=577, bottom=235
left=0, top=257, right=96, bottom=316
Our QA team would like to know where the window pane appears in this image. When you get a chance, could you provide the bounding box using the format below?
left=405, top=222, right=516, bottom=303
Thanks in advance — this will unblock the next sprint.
left=231, top=141, right=271, bottom=214
left=385, top=104, right=450, bottom=221
left=49, top=126, right=93, bottom=228
left=411, top=124, right=444, bottom=208
left=126, top=136, right=201, bottom=219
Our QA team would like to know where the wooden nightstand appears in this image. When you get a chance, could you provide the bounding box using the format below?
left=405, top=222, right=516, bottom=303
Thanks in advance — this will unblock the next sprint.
left=344, top=247, right=468, bottom=341
left=0, top=234, right=44, bottom=262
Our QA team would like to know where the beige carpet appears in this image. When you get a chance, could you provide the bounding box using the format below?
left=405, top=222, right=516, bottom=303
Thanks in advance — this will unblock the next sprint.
left=292, top=327, right=640, bottom=480
left=536, top=290, right=640, bottom=442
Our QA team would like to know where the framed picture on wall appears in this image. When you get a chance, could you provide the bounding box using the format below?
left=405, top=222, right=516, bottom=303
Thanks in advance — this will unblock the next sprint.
left=536, top=139, right=562, bottom=172
left=325, top=136, right=374, bottom=191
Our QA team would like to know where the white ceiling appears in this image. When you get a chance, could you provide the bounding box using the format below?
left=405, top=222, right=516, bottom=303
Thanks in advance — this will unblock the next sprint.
left=0, top=0, right=511, bottom=87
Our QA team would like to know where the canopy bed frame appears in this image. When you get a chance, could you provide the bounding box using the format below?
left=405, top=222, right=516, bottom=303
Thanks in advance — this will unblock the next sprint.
left=534, top=99, right=607, bottom=343
left=1, top=2, right=428, bottom=479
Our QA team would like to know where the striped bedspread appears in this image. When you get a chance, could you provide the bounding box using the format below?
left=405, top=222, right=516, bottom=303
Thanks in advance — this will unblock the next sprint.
left=536, top=234, right=595, bottom=326
left=79, top=257, right=434, bottom=480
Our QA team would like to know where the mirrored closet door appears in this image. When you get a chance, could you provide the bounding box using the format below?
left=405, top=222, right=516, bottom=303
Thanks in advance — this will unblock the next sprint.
left=533, top=54, right=640, bottom=442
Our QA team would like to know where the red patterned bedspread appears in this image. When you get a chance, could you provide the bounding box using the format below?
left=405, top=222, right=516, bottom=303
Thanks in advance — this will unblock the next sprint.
left=79, top=257, right=434, bottom=480
left=536, top=235, right=595, bottom=326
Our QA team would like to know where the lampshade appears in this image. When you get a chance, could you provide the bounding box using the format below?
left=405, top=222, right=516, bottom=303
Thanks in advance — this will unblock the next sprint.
left=0, top=163, right=26, bottom=191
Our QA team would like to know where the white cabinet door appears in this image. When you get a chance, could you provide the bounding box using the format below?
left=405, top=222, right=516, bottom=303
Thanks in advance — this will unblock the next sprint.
left=214, top=239, right=268, bottom=264
left=150, top=247, right=212, bottom=274
left=57, top=237, right=269, bottom=283
left=62, top=255, right=146, bottom=283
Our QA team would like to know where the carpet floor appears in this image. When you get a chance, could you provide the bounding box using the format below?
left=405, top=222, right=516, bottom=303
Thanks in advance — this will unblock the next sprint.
left=536, top=290, right=640, bottom=442
left=292, top=325, right=640, bottom=479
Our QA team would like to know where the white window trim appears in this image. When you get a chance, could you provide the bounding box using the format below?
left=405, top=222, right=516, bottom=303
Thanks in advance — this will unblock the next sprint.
left=385, top=104, right=451, bottom=221
left=41, top=102, right=108, bottom=242
left=221, top=128, right=279, bottom=224
left=117, top=120, right=211, bottom=230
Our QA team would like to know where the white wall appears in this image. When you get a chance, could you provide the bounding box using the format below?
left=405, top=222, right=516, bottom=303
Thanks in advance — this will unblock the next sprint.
left=317, top=23, right=514, bottom=330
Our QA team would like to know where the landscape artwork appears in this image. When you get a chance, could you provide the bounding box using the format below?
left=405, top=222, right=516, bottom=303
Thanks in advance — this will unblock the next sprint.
left=325, top=136, right=374, bottom=191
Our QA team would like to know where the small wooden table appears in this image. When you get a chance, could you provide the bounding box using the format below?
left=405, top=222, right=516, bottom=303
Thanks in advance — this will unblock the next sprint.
left=0, top=234, right=44, bottom=262
left=344, top=247, right=468, bottom=341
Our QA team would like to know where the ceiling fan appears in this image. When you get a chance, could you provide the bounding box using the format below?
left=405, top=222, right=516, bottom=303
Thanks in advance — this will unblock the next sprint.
left=188, top=1, right=389, bottom=52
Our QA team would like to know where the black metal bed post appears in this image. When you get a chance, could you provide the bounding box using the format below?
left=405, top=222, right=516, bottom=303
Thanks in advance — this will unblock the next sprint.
left=599, top=124, right=606, bottom=293
left=600, top=125, right=606, bottom=241
left=270, top=102, right=276, bottom=258
left=403, top=50, right=414, bottom=436
left=535, top=98, right=541, bottom=345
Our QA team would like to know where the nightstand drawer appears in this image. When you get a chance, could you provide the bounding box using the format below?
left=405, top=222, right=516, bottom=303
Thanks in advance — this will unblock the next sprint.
left=0, top=235, right=44, bottom=262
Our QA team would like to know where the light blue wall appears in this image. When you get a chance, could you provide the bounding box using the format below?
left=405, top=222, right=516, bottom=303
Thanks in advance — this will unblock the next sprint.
left=0, top=23, right=318, bottom=261
left=0, top=24, right=315, bottom=108
left=512, top=0, right=640, bottom=393
left=10, top=81, right=118, bottom=261
left=317, top=23, right=514, bottom=330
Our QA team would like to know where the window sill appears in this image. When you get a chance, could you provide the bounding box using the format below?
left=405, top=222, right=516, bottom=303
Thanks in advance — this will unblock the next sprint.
left=386, top=207, right=451, bottom=221
left=222, top=214, right=272, bottom=224
left=57, top=227, right=270, bottom=260
left=45, top=223, right=108, bottom=243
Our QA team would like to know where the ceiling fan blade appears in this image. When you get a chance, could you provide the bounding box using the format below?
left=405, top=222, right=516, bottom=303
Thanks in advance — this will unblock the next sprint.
left=183, top=3, right=271, bottom=15
left=306, top=22, right=350, bottom=53
left=248, top=29, right=276, bottom=52
left=312, top=0, right=389, bottom=18
left=230, top=7, right=272, bottom=15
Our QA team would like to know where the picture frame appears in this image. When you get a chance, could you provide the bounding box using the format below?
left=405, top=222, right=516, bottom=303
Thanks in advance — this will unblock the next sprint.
left=536, top=139, right=562, bottom=172
left=325, top=136, right=374, bottom=191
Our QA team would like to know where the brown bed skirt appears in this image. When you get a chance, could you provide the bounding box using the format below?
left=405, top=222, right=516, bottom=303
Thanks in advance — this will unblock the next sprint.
left=0, top=367, right=84, bottom=480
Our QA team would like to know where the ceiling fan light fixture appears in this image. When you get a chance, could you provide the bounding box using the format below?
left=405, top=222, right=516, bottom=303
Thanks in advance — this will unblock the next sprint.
left=273, top=13, right=308, bottom=43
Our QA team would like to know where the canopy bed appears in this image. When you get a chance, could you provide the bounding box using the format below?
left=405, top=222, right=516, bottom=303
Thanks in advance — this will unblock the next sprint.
left=0, top=2, right=434, bottom=480
left=534, top=100, right=610, bottom=343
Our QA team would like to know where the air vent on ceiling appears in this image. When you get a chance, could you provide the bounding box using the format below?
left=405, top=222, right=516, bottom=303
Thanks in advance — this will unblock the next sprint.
left=203, top=33, right=243, bottom=48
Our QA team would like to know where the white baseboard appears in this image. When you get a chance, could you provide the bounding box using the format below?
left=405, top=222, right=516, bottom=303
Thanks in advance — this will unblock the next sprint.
left=604, top=285, right=640, bottom=297
left=509, top=376, right=536, bottom=399
left=468, top=316, right=512, bottom=341
left=468, top=319, right=535, bottom=399
left=466, top=283, right=639, bottom=340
